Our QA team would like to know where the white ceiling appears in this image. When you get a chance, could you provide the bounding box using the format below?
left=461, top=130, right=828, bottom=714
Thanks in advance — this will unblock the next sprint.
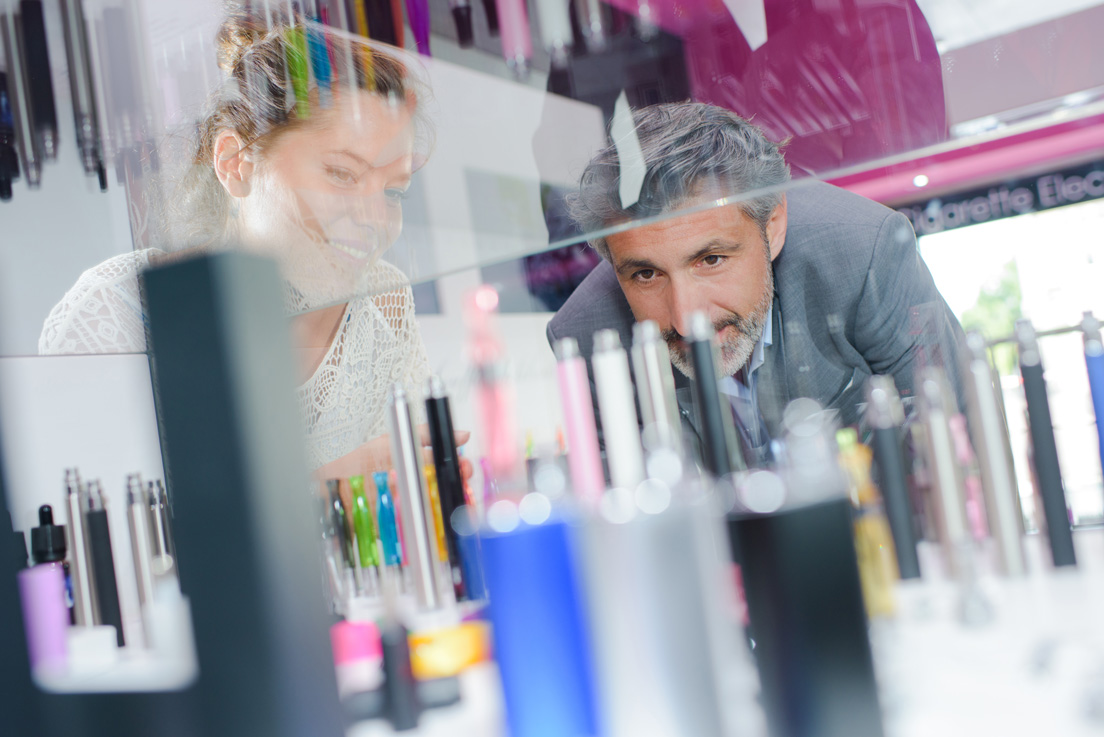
left=915, top=0, right=1104, bottom=51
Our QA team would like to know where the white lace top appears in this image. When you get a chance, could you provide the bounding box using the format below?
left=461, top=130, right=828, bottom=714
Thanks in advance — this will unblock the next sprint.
left=39, top=250, right=431, bottom=470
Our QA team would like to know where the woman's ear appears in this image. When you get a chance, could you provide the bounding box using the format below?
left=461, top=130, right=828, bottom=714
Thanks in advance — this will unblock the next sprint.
left=213, top=130, right=254, bottom=198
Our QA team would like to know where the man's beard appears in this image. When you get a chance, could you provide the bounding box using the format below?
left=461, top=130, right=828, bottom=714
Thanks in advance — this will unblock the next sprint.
left=663, top=259, right=774, bottom=380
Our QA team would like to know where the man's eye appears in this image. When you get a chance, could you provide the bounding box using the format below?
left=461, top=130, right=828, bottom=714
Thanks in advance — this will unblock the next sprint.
left=701, top=254, right=726, bottom=267
left=385, top=188, right=409, bottom=202
left=633, top=269, right=656, bottom=282
left=325, top=166, right=358, bottom=186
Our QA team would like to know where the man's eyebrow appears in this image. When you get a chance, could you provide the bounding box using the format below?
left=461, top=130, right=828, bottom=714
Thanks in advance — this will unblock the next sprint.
left=614, top=257, right=660, bottom=277
left=682, top=240, right=742, bottom=267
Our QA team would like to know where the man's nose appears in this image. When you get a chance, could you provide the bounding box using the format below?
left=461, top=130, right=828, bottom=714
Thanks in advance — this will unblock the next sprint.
left=667, top=278, right=708, bottom=337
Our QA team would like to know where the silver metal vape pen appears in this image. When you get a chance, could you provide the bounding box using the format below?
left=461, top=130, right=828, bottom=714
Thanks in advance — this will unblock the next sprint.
left=127, top=474, right=156, bottom=606
left=962, top=332, right=1026, bottom=576
left=387, top=383, right=442, bottom=610
left=631, top=320, right=682, bottom=454
left=918, top=367, right=971, bottom=575
left=64, top=469, right=98, bottom=625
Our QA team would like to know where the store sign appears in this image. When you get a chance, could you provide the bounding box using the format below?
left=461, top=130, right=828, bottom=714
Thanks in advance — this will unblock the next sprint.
left=897, top=161, right=1104, bottom=235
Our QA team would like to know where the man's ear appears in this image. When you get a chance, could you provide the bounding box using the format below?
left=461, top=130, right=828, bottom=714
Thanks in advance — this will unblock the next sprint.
left=766, top=194, right=788, bottom=260
left=213, top=130, right=254, bottom=198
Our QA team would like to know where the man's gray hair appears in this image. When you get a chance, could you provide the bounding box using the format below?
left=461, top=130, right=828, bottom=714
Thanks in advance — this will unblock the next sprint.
left=566, top=102, right=791, bottom=261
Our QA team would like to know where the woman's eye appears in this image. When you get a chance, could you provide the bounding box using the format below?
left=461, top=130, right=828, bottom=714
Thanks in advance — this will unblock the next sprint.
left=325, top=166, right=358, bottom=186
left=385, top=188, right=409, bottom=202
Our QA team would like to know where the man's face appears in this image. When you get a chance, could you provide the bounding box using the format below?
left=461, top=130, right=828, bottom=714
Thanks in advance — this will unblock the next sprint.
left=606, top=200, right=787, bottom=378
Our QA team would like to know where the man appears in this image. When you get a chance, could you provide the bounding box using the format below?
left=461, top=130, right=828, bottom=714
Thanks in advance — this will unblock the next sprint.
left=546, top=102, right=964, bottom=460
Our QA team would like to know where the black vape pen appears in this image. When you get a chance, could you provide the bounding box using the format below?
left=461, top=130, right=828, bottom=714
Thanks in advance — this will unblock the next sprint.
left=425, top=376, right=468, bottom=600
left=1016, top=320, right=1076, bottom=567
left=865, top=376, right=921, bottom=579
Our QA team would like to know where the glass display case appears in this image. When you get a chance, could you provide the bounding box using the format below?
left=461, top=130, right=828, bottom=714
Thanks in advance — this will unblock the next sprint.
left=3, top=0, right=1104, bottom=735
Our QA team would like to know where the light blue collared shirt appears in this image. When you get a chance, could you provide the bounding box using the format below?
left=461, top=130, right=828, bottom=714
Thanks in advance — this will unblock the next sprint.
left=719, top=304, right=774, bottom=449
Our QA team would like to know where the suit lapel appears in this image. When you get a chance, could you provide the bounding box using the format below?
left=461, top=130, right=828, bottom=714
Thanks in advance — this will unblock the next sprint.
left=755, top=292, right=788, bottom=437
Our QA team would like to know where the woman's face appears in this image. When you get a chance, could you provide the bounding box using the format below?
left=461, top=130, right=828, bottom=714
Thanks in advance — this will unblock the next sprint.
left=234, top=92, right=416, bottom=308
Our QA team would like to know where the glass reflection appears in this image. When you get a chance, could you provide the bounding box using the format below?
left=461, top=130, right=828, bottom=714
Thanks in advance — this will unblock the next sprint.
left=39, top=11, right=434, bottom=475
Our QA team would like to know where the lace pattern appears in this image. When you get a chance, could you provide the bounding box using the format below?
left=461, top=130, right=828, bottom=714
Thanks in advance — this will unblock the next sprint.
left=38, top=251, right=430, bottom=470
left=39, top=250, right=156, bottom=355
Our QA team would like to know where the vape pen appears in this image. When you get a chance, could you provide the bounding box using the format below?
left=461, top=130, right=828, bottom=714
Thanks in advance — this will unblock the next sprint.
left=0, top=72, right=18, bottom=200
left=1082, top=312, right=1104, bottom=484
left=734, top=470, right=884, bottom=737
left=306, top=15, right=333, bottom=107
left=534, top=0, right=573, bottom=67
left=735, top=404, right=884, bottom=737
left=147, top=480, right=176, bottom=575
left=481, top=0, right=500, bottom=34
left=327, top=479, right=356, bottom=569
left=481, top=514, right=600, bottom=737
left=1, top=12, right=40, bottom=187
left=554, top=337, right=605, bottom=506
left=865, top=376, right=921, bottom=579
left=1017, top=320, right=1076, bottom=567
left=494, top=0, right=533, bottom=77
left=17, top=1, right=57, bottom=160
left=423, top=464, right=449, bottom=564
left=962, top=332, right=1026, bottom=577
left=592, top=329, right=645, bottom=490
left=466, top=286, right=522, bottom=497
left=64, top=469, right=97, bottom=626
left=374, top=472, right=402, bottom=566
left=85, top=481, right=124, bottom=646
left=581, top=486, right=750, bottom=737
left=388, top=383, right=443, bottom=610
left=59, top=0, right=105, bottom=184
left=837, top=429, right=898, bottom=619
left=635, top=0, right=657, bottom=39
left=918, top=367, right=971, bottom=576
left=127, top=474, right=157, bottom=607
left=425, top=377, right=470, bottom=597
left=284, top=22, right=310, bottom=118
left=405, top=0, right=431, bottom=55
left=362, top=0, right=398, bottom=46
left=687, top=312, right=744, bottom=478
left=631, top=320, right=682, bottom=454
left=447, top=0, right=474, bottom=46
left=572, top=0, right=607, bottom=52
left=156, top=481, right=176, bottom=563
left=379, top=614, right=421, bottom=730
left=390, top=0, right=406, bottom=47
left=350, top=475, right=380, bottom=568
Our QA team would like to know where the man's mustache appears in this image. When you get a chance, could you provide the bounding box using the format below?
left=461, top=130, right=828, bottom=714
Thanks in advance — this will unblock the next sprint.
left=661, top=313, right=746, bottom=351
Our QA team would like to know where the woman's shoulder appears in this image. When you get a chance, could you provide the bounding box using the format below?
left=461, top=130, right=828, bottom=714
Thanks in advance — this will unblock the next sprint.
left=38, top=249, right=165, bottom=355
left=68, top=249, right=160, bottom=293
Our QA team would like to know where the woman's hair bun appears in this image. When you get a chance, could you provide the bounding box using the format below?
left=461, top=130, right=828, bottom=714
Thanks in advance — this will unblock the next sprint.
left=215, top=9, right=265, bottom=74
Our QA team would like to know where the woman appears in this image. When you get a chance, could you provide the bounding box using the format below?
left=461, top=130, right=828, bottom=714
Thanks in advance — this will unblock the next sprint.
left=39, top=11, right=461, bottom=477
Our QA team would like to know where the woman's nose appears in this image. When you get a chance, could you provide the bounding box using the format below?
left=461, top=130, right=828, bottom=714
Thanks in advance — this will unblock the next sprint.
left=347, top=191, right=389, bottom=227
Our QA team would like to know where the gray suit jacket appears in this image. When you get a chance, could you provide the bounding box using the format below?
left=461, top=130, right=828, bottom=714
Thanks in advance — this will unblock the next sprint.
left=546, top=180, right=965, bottom=451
